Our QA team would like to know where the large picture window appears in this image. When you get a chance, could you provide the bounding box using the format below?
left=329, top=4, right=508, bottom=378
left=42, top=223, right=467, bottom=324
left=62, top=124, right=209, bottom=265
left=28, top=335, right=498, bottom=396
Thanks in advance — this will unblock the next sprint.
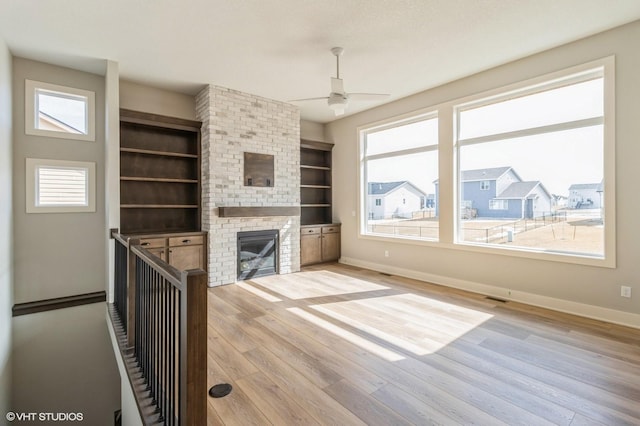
left=455, top=59, right=612, bottom=261
left=360, top=112, right=438, bottom=241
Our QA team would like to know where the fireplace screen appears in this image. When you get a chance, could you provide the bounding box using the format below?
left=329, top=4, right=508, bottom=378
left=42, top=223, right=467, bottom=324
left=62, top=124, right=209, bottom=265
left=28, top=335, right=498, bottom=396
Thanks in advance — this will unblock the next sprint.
left=237, top=230, right=279, bottom=280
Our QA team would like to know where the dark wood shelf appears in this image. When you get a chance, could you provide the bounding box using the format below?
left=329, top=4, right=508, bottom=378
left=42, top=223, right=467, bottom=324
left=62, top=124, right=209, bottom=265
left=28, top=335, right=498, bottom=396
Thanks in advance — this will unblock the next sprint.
left=121, top=204, right=199, bottom=209
left=300, top=164, right=331, bottom=171
left=121, top=176, right=198, bottom=184
left=300, top=142, right=334, bottom=226
left=120, top=109, right=202, bottom=234
left=301, top=184, right=331, bottom=189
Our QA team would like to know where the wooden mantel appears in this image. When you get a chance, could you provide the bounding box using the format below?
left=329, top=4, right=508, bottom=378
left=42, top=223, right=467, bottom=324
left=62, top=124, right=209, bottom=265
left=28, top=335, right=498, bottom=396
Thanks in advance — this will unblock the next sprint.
left=217, top=206, right=300, bottom=218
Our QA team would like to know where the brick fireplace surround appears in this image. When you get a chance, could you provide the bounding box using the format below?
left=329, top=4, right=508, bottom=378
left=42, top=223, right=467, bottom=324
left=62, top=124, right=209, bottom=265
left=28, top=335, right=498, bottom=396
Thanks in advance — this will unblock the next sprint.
left=196, top=85, right=301, bottom=286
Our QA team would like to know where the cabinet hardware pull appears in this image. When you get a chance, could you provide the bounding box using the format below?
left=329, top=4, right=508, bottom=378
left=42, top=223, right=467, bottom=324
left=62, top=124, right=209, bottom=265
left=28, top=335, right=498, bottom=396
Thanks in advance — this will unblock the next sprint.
left=141, top=242, right=150, bottom=246
left=182, top=239, right=191, bottom=243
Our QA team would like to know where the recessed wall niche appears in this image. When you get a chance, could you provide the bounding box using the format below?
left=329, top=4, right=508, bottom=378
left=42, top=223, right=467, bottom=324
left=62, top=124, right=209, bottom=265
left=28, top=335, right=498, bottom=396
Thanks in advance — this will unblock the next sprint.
left=244, top=152, right=274, bottom=187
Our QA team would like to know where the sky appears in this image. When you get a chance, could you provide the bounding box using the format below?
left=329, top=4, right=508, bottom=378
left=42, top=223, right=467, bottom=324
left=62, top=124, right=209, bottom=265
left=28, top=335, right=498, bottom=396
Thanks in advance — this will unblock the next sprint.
left=366, top=77, right=604, bottom=197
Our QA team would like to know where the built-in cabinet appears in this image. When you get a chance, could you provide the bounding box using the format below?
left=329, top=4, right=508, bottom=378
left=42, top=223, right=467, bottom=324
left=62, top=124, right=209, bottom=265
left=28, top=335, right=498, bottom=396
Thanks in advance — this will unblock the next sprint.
left=300, top=224, right=341, bottom=266
left=120, top=109, right=206, bottom=271
left=138, top=232, right=206, bottom=271
left=300, top=139, right=340, bottom=265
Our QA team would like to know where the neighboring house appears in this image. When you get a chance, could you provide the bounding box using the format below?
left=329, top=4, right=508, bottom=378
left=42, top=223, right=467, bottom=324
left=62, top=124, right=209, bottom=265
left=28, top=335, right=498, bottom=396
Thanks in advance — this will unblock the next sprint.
left=568, top=182, right=603, bottom=209
left=368, top=181, right=426, bottom=219
left=434, top=166, right=553, bottom=219
left=38, top=111, right=83, bottom=134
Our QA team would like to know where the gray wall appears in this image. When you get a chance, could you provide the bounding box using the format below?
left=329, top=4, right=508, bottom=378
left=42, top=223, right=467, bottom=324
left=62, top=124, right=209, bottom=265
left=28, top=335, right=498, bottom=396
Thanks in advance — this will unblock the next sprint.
left=12, top=304, right=120, bottom=425
left=11, top=57, right=120, bottom=422
left=12, top=58, right=106, bottom=302
left=327, top=20, right=640, bottom=321
left=119, top=79, right=196, bottom=120
left=300, top=119, right=325, bottom=141
left=0, top=36, right=13, bottom=421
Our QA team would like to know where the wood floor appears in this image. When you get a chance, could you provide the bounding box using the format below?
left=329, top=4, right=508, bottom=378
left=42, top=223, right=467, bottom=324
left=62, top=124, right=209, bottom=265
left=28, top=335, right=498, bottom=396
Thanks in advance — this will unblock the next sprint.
left=206, top=263, right=640, bottom=425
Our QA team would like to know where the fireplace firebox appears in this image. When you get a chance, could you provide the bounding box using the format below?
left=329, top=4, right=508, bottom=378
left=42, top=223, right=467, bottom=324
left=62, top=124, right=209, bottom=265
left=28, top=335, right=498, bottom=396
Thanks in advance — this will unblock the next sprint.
left=237, top=230, right=279, bottom=280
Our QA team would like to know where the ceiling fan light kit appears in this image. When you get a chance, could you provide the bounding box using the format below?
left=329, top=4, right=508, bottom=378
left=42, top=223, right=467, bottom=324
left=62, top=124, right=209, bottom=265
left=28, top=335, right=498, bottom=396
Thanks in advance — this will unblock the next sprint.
left=290, top=47, right=389, bottom=116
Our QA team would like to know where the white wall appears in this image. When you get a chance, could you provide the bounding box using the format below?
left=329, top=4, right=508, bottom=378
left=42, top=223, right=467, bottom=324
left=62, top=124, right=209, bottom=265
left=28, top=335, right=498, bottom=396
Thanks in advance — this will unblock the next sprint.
left=0, top=35, right=13, bottom=421
left=327, top=20, right=640, bottom=325
left=119, top=79, right=197, bottom=120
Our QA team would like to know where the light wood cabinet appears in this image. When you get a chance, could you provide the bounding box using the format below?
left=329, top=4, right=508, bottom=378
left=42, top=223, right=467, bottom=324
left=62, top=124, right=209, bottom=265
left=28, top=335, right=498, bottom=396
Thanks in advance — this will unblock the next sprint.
left=135, top=232, right=206, bottom=271
left=300, top=224, right=340, bottom=266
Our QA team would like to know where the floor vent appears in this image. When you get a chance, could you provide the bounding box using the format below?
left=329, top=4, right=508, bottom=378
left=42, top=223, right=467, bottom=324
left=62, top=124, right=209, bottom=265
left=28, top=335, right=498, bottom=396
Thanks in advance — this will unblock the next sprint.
left=486, top=296, right=508, bottom=303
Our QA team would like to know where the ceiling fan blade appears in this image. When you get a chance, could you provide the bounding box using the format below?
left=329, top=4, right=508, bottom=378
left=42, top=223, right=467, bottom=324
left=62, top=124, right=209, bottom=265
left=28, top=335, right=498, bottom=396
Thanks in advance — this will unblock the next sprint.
left=331, top=77, right=344, bottom=94
left=288, top=96, right=329, bottom=102
left=348, top=93, right=390, bottom=101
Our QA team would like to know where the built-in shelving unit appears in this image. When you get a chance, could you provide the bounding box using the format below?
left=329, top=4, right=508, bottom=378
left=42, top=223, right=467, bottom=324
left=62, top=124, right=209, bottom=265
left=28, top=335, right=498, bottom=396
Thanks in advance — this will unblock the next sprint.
left=120, top=109, right=202, bottom=234
left=300, top=139, right=341, bottom=265
left=300, top=140, right=334, bottom=225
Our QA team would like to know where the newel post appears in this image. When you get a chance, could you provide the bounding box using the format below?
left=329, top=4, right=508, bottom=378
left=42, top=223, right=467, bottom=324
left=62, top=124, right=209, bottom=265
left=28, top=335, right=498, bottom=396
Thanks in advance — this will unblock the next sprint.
left=180, top=270, right=208, bottom=425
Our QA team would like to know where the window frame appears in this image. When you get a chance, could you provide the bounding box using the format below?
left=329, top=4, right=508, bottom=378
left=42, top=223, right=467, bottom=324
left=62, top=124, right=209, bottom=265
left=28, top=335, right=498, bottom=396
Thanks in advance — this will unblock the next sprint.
left=453, top=57, right=615, bottom=267
left=25, top=79, right=96, bottom=141
left=359, top=108, right=439, bottom=242
left=26, top=158, right=96, bottom=213
left=356, top=56, right=615, bottom=268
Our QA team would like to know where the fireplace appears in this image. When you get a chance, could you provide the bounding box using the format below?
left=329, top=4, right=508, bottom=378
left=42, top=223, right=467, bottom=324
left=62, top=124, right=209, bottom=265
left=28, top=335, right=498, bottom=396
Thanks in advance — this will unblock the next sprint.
left=237, top=230, right=279, bottom=280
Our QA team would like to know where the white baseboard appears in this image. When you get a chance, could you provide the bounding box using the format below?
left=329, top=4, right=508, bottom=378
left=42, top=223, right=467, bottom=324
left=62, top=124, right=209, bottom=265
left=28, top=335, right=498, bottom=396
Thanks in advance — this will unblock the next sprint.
left=339, top=256, right=640, bottom=329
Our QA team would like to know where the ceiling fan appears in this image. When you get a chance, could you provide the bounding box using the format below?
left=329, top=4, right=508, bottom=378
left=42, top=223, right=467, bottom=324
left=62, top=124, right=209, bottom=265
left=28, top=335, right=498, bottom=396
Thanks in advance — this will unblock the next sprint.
left=290, top=47, right=390, bottom=116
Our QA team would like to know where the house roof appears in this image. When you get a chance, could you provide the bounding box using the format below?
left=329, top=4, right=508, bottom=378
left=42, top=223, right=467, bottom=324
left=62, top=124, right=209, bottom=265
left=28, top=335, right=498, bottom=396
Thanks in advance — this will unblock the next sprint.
left=368, top=181, right=426, bottom=196
left=569, top=183, right=601, bottom=191
left=496, top=181, right=541, bottom=199
left=434, top=166, right=518, bottom=184
left=461, top=166, right=514, bottom=181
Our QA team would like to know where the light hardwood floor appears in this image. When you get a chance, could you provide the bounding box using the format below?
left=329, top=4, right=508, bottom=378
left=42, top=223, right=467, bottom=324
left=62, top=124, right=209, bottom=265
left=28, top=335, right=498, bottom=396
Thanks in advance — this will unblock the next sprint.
left=206, top=263, right=640, bottom=425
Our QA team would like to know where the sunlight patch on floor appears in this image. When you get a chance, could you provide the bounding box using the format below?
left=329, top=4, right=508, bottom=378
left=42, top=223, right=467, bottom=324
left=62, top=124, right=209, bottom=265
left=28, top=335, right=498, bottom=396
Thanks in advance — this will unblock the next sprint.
left=236, top=281, right=282, bottom=302
left=311, top=293, right=494, bottom=355
left=251, top=270, right=388, bottom=300
left=287, top=307, right=405, bottom=362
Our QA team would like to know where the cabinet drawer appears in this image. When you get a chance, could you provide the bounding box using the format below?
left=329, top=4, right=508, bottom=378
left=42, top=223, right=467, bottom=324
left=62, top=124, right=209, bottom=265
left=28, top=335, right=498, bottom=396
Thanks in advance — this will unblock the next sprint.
left=322, top=225, right=339, bottom=234
left=301, top=227, right=321, bottom=235
left=169, top=235, right=204, bottom=247
left=138, top=238, right=165, bottom=249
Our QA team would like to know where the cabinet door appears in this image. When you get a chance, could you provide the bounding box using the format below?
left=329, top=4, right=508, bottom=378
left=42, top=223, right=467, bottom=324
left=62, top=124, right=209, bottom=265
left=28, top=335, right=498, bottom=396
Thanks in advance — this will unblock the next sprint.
left=168, top=245, right=203, bottom=271
left=321, top=232, right=340, bottom=262
left=300, top=234, right=322, bottom=266
left=148, top=247, right=166, bottom=262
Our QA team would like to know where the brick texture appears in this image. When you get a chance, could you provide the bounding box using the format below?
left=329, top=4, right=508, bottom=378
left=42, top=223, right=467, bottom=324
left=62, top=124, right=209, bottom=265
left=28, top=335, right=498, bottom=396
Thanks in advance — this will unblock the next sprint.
left=196, top=86, right=300, bottom=286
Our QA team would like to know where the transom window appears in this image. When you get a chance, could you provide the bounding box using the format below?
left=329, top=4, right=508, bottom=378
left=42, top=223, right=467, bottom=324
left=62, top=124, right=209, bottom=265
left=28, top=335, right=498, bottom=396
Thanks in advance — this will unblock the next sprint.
left=25, top=80, right=95, bottom=141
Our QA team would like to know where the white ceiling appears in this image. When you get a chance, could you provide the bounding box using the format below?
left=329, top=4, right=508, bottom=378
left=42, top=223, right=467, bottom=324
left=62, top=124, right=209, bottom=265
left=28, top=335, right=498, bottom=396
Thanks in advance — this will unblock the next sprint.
left=2, top=1, right=640, bottom=123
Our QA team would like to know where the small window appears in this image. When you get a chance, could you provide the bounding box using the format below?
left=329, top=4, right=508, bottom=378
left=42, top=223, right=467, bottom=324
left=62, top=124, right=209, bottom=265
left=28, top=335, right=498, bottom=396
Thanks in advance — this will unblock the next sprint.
left=375, top=198, right=381, bottom=206
left=480, top=180, right=490, bottom=190
left=26, top=158, right=96, bottom=213
left=25, top=80, right=95, bottom=141
left=489, top=200, right=508, bottom=210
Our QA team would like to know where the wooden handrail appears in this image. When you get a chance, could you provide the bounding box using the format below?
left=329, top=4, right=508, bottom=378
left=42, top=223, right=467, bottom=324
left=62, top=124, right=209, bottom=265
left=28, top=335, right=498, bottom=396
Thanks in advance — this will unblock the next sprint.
left=109, top=228, right=207, bottom=425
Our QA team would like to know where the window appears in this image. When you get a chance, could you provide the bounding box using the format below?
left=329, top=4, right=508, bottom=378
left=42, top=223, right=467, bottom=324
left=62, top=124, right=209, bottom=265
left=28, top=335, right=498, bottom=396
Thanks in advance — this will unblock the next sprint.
left=375, top=198, right=381, bottom=206
left=489, top=200, right=508, bottom=210
left=455, top=58, right=613, bottom=262
left=361, top=112, right=438, bottom=240
left=25, top=80, right=95, bottom=141
left=480, top=180, right=490, bottom=190
left=26, top=158, right=96, bottom=213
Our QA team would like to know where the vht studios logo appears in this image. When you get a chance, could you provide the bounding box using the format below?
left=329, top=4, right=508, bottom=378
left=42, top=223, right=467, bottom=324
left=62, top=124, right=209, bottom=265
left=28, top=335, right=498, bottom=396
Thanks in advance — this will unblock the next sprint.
left=6, top=412, right=84, bottom=422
